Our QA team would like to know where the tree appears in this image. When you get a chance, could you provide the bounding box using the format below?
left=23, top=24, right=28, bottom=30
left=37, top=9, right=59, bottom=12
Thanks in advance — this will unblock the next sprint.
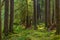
left=45, top=0, right=51, bottom=28
left=0, top=0, right=1, bottom=39
left=48, top=0, right=56, bottom=31
left=55, top=0, right=60, bottom=35
left=33, top=0, right=37, bottom=30
left=52, top=0, right=55, bottom=23
left=25, top=0, right=32, bottom=29
left=37, top=0, right=40, bottom=24
left=4, top=0, right=9, bottom=36
left=40, top=0, right=44, bottom=22
left=25, top=0, right=29, bottom=29
left=9, top=0, right=14, bottom=33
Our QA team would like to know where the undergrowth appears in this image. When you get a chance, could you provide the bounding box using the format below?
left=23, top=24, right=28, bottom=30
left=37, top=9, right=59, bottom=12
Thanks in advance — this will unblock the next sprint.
left=2, top=24, right=60, bottom=40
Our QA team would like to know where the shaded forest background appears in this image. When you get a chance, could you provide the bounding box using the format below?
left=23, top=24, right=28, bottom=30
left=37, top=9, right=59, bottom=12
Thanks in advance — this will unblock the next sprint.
left=0, top=0, right=60, bottom=40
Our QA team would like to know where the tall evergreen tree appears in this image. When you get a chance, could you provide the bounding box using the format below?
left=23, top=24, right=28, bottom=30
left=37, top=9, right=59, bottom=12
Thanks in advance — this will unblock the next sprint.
left=55, top=0, right=60, bottom=35
left=37, top=0, right=40, bottom=24
left=25, top=0, right=29, bottom=29
left=51, top=0, right=55, bottom=23
left=33, top=0, right=37, bottom=30
left=9, top=0, right=14, bottom=33
left=4, top=0, right=9, bottom=36
left=25, top=0, right=32, bottom=29
left=45, top=0, right=51, bottom=28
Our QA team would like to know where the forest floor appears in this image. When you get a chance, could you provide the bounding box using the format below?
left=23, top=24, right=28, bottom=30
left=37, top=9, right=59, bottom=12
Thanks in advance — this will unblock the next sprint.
left=2, top=24, right=60, bottom=40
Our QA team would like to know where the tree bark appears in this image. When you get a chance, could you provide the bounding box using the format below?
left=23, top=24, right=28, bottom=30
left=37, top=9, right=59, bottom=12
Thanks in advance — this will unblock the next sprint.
left=37, top=0, right=40, bottom=24
left=25, top=0, right=32, bottom=29
left=9, top=0, right=14, bottom=33
left=25, top=0, right=28, bottom=29
left=45, top=0, right=51, bottom=28
left=52, top=0, right=55, bottom=24
left=4, top=0, right=9, bottom=36
left=55, top=0, right=60, bottom=35
left=33, top=0, right=37, bottom=30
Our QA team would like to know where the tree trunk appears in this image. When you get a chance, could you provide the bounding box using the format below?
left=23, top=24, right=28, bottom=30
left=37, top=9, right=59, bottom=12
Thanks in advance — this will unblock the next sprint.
left=45, top=0, right=51, bottom=28
left=4, top=0, right=9, bottom=36
left=0, top=0, right=1, bottom=40
left=37, top=0, right=40, bottom=24
left=33, top=0, right=37, bottom=30
left=52, top=0, right=55, bottom=24
left=25, top=0, right=28, bottom=29
left=55, top=0, right=60, bottom=35
left=9, top=0, right=14, bottom=33
left=25, top=0, right=32, bottom=29
left=52, top=5, right=54, bottom=23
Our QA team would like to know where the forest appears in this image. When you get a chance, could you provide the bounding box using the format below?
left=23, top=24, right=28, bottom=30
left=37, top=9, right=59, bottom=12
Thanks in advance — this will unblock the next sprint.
left=0, top=0, right=60, bottom=40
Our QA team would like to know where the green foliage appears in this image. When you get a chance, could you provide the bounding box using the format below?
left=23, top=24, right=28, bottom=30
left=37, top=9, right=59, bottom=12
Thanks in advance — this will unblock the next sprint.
left=2, top=24, right=60, bottom=40
left=51, top=35, right=60, bottom=40
left=1, top=0, right=60, bottom=40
